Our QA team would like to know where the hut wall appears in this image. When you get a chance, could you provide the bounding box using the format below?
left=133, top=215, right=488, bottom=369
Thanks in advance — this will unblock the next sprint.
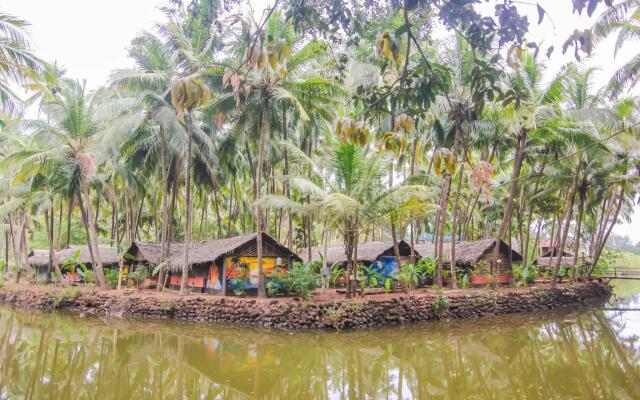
left=477, top=251, right=512, bottom=275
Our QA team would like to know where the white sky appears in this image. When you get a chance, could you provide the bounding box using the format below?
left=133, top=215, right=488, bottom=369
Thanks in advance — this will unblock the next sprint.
left=1, top=0, right=638, bottom=240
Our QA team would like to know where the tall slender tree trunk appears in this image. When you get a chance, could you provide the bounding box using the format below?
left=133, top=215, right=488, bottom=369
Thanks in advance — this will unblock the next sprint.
left=522, top=158, right=546, bottom=265
left=66, top=198, right=73, bottom=247
left=551, top=163, right=581, bottom=287
left=4, top=230, right=9, bottom=273
left=181, top=113, right=194, bottom=294
left=436, top=171, right=453, bottom=288
left=210, top=177, right=223, bottom=239
left=492, top=128, right=528, bottom=276
left=8, top=215, right=19, bottom=279
left=15, top=210, right=27, bottom=283
left=570, top=186, right=586, bottom=283
left=56, top=198, right=63, bottom=248
left=389, top=164, right=402, bottom=268
left=45, top=209, right=67, bottom=285
left=80, top=178, right=107, bottom=289
left=586, top=187, right=625, bottom=279
left=449, top=161, right=465, bottom=289
left=255, top=94, right=269, bottom=298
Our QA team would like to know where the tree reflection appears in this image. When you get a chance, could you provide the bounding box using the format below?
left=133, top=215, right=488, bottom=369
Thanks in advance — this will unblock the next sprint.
left=0, top=307, right=638, bottom=399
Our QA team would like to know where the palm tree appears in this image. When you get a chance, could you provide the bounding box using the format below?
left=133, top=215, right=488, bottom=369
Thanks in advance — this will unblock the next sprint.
left=223, top=13, right=343, bottom=297
left=593, top=0, right=640, bottom=97
left=4, top=80, right=130, bottom=288
left=0, top=13, right=42, bottom=114
left=257, top=142, right=434, bottom=298
left=491, top=52, right=565, bottom=273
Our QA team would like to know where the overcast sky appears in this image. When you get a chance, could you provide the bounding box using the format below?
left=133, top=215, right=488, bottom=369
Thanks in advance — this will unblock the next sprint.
left=1, top=0, right=638, bottom=239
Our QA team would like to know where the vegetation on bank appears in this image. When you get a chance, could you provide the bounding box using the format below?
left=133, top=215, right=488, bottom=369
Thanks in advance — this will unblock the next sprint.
left=0, top=0, right=639, bottom=300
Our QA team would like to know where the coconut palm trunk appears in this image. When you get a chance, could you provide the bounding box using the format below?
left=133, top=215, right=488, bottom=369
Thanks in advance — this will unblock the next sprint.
left=569, top=185, right=586, bottom=283
left=586, top=187, right=625, bottom=279
left=551, top=163, right=581, bottom=287
left=79, top=178, right=107, bottom=289
left=45, top=209, right=67, bottom=285
left=492, top=128, right=528, bottom=276
left=436, top=172, right=453, bottom=287
left=449, top=162, right=465, bottom=289
left=180, top=113, right=194, bottom=294
left=255, top=93, right=269, bottom=298
left=157, top=129, right=171, bottom=291
left=389, top=164, right=402, bottom=268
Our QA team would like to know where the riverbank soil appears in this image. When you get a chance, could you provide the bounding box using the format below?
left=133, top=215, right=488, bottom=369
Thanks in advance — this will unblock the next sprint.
left=0, top=281, right=612, bottom=330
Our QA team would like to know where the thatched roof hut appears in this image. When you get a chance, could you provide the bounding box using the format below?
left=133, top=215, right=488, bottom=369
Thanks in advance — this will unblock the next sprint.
left=301, top=240, right=414, bottom=264
left=123, top=241, right=183, bottom=266
left=414, top=239, right=522, bottom=271
left=28, top=245, right=120, bottom=268
left=167, top=233, right=300, bottom=273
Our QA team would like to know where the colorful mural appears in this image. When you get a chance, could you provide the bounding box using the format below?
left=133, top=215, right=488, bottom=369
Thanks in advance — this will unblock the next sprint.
left=371, top=257, right=398, bottom=279
left=225, top=256, right=285, bottom=289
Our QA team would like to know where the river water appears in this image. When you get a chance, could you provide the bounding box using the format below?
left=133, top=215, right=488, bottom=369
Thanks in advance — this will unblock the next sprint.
left=1, top=281, right=639, bottom=400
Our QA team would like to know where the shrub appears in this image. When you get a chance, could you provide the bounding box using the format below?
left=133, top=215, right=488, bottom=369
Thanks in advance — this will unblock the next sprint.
left=281, top=264, right=320, bottom=300
left=416, top=257, right=436, bottom=285
left=77, top=265, right=95, bottom=285
left=128, top=264, right=149, bottom=288
left=329, top=262, right=344, bottom=288
left=512, top=264, right=536, bottom=286
left=396, top=264, right=419, bottom=293
left=458, top=273, right=469, bottom=289
left=431, top=288, right=448, bottom=317
left=0, top=272, right=5, bottom=289
left=324, top=304, right=346, bottom=331
left=105, top=269, right=119, bottom=289
left=53, top=288, right=80, bottom=308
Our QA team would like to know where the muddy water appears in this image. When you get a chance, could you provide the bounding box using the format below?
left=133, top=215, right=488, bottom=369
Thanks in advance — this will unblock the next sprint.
left=1, top=281, right=639, bottom=399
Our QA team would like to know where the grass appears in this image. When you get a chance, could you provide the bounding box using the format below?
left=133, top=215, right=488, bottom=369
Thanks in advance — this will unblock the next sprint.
left=611, top=252, right=640, bottom=269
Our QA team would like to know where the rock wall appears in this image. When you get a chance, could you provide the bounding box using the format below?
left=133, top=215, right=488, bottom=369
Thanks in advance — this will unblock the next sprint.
left=0, top=282, right=612, bottom=330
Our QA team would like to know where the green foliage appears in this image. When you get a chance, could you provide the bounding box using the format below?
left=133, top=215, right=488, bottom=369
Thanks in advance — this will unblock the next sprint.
left=324, top=304, right=346, bottom=331
left=128, top=264, right=149, bottom=288
left=152, top=261, right=167, bottom=277
left=512, top=264, right=537, bottom=286
left=280, top=264, right=321, bottom=300
left=329, top=262, right=344, bottom=288
left=458, top=274, right=469, bottom=289
left=105, top=269, right=119, bottom=289
left=416, top=257, right=437, bottom=285
left=0, top=272, right=5, bottom=289
left=53, top=288, right=80, bottom=308
left=358, top=264, right=389, bottom=289
left=77, top=264, right=95, bottom=285
left=396, top=264, right=419, bottom=293
left=431, top=288, right=448, bottom=317
left=472, top=260, right=491, bottom=275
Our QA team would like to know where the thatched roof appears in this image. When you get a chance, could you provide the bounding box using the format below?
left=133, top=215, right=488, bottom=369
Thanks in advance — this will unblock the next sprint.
left=414, top=239, right=523, bottom=266
left=168, top=233, right=300, bottom=272
left=301, top=240, right=414, bottom=264
left=124, top=241, right=183, bottom=266
left=539, top=248, right=575, bottom=258
left=28, top=245, right=120, bottom=267
left=534, top=255, right=590, bottom=267
left=27, top=249, right=51, bottom=267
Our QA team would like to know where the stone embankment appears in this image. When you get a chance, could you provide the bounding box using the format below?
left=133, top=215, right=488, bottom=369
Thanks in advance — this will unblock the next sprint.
left=0, top=282, right=612, bottom=330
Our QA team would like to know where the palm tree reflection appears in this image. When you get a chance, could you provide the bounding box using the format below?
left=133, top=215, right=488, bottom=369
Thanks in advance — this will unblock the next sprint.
left=0, top=307, right=638, bottom=399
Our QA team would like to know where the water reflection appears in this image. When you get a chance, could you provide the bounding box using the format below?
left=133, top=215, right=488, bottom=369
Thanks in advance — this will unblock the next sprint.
left=1, top=300, right=639, bottom=399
